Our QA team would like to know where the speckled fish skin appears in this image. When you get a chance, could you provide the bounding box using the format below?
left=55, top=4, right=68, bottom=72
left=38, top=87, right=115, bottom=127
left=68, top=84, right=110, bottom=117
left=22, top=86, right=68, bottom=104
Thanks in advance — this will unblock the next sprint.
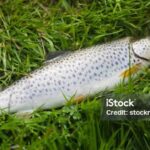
left=0, top=37, right=150, bottom=113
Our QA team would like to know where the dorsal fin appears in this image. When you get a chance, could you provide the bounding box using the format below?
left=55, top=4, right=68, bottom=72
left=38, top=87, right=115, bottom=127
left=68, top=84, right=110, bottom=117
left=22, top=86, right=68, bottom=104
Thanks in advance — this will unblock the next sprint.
left=44, top=51, right=71, bottom=64
left=46, top=51, right=70, bottom=60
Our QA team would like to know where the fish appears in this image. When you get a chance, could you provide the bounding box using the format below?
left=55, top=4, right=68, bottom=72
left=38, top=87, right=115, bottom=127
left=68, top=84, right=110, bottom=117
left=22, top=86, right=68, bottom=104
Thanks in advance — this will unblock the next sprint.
left=0, top=37, right=150, bottom=114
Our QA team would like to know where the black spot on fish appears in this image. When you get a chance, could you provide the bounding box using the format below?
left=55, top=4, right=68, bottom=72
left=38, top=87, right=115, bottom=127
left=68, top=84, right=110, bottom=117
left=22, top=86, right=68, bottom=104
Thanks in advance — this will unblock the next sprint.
left=47, top=82, right=50, bottom=85
left=89, top=76, right=92, bottom=79
left=59, top=66, right=63, bottom=69
left=104, top=74, right=108, bottom=77
left=94, top=73, right=97, bottom=76
left=73, top=81, right=76, bottom=85
left=62, top=76, right=66, bottom=79
left=53, top=88, right=57, bottom=91
left=29, top=96, right=32, bottom=99
left=29, top=85, right=33, bottom=89
left=49, top=77, right=52, bottom=80
left=115, top=61, right=118, bottom=65
left=32, top=93, right=35, bottom=97
left=122, top=57, right=125, bottom=61
left=58, top=80, right=61, bottom=85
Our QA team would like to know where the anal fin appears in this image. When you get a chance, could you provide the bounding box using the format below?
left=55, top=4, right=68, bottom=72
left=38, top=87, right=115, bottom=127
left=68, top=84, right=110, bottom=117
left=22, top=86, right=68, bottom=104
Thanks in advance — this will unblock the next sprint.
left=73, top=95, right=85, bottom=104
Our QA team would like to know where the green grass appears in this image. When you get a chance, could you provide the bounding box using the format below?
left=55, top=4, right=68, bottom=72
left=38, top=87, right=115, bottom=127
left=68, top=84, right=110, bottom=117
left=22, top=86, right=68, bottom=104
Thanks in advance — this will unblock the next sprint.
left=0, top=0, right=150, bottom=149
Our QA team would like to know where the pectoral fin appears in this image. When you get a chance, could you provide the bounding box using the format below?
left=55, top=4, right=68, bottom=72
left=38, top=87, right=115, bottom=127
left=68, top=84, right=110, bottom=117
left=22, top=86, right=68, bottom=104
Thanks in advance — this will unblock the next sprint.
left=120, top=63, right=141, bottom=78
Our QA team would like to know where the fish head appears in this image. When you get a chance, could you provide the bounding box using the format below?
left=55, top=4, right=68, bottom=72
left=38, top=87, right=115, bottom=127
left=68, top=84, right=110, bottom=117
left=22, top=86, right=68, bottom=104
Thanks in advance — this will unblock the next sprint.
left=132, top=37, right=150, bottom=62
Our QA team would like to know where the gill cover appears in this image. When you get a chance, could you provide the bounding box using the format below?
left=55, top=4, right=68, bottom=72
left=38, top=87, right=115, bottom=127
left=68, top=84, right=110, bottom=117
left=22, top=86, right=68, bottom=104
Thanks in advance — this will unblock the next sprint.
left=132, top=37, right=150, bottom=62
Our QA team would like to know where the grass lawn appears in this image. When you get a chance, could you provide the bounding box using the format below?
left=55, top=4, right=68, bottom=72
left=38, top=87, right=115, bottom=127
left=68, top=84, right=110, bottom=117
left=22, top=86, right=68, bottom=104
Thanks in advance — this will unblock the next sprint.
left=0, top=0, right=150, bottom=149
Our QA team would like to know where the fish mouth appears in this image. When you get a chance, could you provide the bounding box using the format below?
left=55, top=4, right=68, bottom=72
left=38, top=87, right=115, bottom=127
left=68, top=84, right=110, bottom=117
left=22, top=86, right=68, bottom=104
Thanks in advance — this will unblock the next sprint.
left=131, top=44, right=150, bottom=62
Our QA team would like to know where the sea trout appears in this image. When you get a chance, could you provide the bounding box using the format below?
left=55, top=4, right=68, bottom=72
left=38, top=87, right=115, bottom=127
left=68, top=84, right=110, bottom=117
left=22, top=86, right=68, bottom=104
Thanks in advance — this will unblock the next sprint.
left=0, top=37, right=150, bottom=113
